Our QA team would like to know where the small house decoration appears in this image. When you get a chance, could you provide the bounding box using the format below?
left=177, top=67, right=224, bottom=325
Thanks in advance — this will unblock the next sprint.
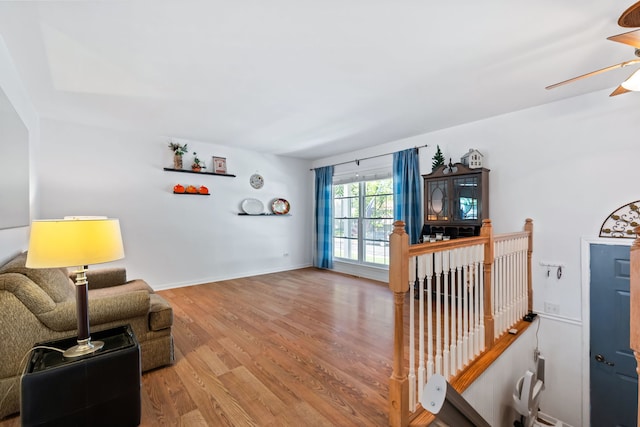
left=461, top=149, right=484, bottom=169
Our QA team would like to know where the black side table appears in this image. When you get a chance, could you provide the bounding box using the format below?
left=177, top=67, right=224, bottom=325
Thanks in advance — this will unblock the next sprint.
left=21, top=325, right=141, bottom=427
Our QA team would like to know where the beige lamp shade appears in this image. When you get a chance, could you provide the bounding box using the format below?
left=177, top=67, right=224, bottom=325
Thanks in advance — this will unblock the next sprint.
left=26, top=217, right=125, bottom=268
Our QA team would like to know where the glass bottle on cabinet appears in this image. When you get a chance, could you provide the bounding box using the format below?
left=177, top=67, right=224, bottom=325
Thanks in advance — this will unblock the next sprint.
left=422, top=163, right=489, bottom=238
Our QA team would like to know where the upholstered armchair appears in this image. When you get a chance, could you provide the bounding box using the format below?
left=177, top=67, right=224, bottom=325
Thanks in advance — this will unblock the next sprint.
left=0, top=252, right=174, bottom=419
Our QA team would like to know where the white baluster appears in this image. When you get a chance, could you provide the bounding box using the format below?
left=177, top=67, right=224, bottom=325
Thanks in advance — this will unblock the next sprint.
left=456, top=248, right=464, bottom=370
left=504, top=241, right=510, bottom=330
left=498, top=241, right=506, bottom=334
left=513, top=239, right=522, bottom=323
left=462, top=247, right=470, bottom=366
left=504, top=241, right=510, bottom=331
left=495, top=241, right=501, bottom=335
left=450, top=248, right=458, bottom=376
left=512, top=240, right=517, bottom=324
left=502, top=241, right=508, bottom=330
left=417, top=255, right=426, bottom=402
left=442, top=250, right=451, bottom=379
left=520, top=238, right=527, bottom=318
left=492, top=243, right=498, bottom=338
left=425, top=254, right=434, bottom=381
left=518, top=239, right=525, bottom=318
left=478, top=245, right=486, bottom=351
left=473, top=246, right=481, bottom=356
left=509, top=239, right=516, bottom=327
left=469, top=246, right=477, bottom=358
left=434, top=251, right=443, bottom=376
left=515, top=241, right=520, bottom=324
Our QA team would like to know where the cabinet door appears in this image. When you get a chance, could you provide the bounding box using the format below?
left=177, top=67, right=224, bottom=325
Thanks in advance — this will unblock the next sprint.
left=452, top=176, right=480, bottom=221
left=426, top=179, right=449, bottom=221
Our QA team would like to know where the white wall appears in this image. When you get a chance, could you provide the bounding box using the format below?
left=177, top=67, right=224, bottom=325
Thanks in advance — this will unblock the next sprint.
left=35, top=118, right=314, bottom=289
left=0, top=35, right=39, bottom=264
left=462, top=320, right=539, bottom=427
left=313, top=88, right=640, bottom=426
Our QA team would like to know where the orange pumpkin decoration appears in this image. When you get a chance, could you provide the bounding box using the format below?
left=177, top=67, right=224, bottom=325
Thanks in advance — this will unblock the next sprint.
left=198, top=185, right=209, bottom=195
left=186, top=185, right=197, bottom=194
left=173, top=184, right=185, bottom=193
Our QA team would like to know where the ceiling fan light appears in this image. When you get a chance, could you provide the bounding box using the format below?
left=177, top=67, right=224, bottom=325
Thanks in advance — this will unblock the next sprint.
left=621, top=69, right=640, bottom=91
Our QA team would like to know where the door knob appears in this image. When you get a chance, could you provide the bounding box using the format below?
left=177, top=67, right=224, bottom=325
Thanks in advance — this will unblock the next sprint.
left=595, top=354, right=615, bottom=366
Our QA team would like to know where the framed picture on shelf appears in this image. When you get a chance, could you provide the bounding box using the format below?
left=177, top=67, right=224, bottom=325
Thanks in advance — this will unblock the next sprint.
left=212, top=156, right=227, bottom=174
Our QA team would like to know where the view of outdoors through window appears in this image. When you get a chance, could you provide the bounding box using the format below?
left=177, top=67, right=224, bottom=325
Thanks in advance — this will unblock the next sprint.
left=333, top=178, right=393, bottom=266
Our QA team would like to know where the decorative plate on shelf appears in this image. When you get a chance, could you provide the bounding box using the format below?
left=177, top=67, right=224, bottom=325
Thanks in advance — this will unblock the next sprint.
left=241, top=198, right=264, bottom=215
left=250, top=173, right=264, bottom=189
left=271, top=198, right=290, bottom=215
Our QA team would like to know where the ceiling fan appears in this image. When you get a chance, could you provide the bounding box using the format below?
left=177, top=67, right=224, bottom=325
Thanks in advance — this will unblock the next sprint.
left=546, top=0, right=640, bottom=96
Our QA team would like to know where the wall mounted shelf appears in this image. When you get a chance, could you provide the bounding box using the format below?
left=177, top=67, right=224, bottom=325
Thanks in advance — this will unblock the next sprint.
left=237, top=213, right=291, bottom=216
left=173, top=192, right=210, bottom=196
left=164, top=167, right=236, bottom=178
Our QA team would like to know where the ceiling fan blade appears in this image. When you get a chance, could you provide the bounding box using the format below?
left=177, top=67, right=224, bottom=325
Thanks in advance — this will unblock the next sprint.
left=607, top=29, right=640, bottom=48
left=610, top=85, right=631, bottom=96
left=545, top=59, right=640, bottom=90
left=619, top=0, right=640, bottom=28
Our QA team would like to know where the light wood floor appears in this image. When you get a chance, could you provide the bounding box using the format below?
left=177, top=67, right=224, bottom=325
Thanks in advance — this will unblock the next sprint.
left=0, top=268, right=394, bottom=426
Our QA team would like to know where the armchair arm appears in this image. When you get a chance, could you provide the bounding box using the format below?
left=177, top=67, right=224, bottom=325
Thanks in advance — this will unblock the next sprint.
left=89, top=290, right=150, bottom=324
left=38, top=290, right=150, bottom=331
left=69, top=267, right=127, bottom=290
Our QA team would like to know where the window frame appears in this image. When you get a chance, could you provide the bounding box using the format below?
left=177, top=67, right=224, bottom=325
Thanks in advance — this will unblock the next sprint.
left=332, top=175, right=393, bottom=267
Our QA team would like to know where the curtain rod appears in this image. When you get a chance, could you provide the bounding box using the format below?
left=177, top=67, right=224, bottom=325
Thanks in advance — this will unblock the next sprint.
left=309, top=144, right=429, bottom=171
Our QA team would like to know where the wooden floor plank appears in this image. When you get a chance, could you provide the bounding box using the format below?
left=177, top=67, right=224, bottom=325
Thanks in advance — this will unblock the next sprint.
left=178, top=409, right=209, bottom=427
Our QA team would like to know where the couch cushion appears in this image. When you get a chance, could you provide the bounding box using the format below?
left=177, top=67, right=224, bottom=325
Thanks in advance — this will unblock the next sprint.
left=149, top=293, right=173, bottom=331
left=0, top=252, right=74, bottom=303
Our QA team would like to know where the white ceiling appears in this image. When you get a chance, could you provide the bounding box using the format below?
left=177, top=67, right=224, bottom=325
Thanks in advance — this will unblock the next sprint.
left=0, top=1, right=638, bottom=159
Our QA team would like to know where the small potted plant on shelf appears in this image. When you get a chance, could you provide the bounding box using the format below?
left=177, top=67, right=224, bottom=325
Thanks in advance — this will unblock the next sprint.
left=191, top=152, right=206, bottom=172
left=168, top=142, right=188, bottom=169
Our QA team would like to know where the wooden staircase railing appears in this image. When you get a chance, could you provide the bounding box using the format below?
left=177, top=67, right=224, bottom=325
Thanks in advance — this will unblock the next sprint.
left=388, top=218, right=533, bottom=427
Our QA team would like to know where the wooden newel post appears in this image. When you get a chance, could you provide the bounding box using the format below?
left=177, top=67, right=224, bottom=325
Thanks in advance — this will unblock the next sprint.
left=524, top=219, right=534, bottom=313
left=629, top=226, right=640, bottom=426
left=480, top=219, right=495, bottom=348
left=389, top=220, right=409, bottom=427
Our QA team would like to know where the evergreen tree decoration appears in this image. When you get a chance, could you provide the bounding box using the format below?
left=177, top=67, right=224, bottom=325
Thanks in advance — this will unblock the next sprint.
left=432, top=145, right=445, bottom=171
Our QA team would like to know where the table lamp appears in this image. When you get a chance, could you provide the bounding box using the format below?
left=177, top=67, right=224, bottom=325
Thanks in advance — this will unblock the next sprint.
left=26, top=217, right=125, bottom=358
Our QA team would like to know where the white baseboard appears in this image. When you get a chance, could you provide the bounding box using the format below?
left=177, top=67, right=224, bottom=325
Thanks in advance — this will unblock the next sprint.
left=152, top=262, right=314, bottom=291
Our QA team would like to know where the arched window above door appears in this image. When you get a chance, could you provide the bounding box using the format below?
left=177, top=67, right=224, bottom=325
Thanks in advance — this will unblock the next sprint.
left=599, top=200, right=640, bottom=238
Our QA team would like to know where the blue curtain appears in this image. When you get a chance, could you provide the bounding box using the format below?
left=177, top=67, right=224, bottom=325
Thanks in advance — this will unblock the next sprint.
left=314, top=166, right=334, bottom=269
left=393, top=148, right=421, bottom=244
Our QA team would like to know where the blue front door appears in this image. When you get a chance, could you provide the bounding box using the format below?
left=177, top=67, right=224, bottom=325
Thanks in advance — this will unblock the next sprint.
left=590, top=243, right=637, bottom=426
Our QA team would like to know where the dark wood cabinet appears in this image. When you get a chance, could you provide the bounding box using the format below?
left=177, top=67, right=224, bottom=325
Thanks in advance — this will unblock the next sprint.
left=422, top=163, right=489, bottom=238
